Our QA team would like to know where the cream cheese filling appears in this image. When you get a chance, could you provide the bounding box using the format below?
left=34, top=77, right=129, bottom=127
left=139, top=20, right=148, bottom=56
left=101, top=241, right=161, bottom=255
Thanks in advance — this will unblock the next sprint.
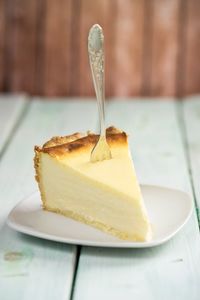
left=40, top=153, right=151, bottom=240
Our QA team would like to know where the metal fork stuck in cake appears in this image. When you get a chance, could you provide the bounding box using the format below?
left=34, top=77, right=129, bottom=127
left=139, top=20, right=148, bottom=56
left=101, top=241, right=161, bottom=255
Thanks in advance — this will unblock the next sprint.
left=88, top=24, right=112, bottom=162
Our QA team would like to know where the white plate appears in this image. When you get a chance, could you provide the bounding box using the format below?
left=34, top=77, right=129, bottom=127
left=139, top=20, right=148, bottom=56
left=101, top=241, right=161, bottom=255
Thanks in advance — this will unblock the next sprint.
left=7, top=185, right=193, bottom=248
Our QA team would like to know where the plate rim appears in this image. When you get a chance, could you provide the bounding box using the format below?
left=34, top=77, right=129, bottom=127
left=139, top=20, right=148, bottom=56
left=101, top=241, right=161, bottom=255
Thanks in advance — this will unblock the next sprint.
left=6, top=184, right=193, bottom=248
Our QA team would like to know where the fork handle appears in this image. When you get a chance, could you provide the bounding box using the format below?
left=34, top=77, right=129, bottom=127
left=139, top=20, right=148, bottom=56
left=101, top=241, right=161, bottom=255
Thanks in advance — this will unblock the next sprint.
left=88, top=24, right=105, bottom=137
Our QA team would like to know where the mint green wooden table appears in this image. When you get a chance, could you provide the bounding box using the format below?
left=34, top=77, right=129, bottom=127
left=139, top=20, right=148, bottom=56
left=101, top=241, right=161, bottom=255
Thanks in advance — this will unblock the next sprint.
left=0, top=95, right=200, bottom=300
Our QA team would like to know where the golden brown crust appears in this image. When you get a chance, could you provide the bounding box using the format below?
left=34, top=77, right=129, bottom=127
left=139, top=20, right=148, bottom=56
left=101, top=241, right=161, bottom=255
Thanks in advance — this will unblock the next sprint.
left=35, top=126, right=128, bottom=157
left=43, top=133, right=85, bottom=148
left=34, top=148, right=46, bottom=208
left=34, top=148, right=40, bottom=183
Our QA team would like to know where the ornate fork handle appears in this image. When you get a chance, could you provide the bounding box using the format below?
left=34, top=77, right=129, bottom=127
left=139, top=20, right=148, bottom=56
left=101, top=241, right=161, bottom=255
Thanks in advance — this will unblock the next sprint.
left=88, top=24, right=105, bottom=136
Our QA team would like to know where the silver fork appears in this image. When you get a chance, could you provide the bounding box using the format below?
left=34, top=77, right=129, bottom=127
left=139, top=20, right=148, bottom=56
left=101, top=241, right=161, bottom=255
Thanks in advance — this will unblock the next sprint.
left=88, top=24, right=112, bottom=162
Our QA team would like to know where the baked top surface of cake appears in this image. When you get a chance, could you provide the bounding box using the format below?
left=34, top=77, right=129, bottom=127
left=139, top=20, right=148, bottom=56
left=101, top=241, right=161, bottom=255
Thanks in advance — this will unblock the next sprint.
left=34, top=127, right=152, bottom=242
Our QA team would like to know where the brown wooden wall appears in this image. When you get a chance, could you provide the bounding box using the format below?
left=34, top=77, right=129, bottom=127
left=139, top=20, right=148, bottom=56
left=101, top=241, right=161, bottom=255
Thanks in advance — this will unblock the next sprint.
left=0, top=0, right=200, bottom=98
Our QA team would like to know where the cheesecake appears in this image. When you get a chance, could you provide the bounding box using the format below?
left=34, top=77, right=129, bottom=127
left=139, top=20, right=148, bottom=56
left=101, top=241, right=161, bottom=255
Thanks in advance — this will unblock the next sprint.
left=34, top=127, right=152, bottom=241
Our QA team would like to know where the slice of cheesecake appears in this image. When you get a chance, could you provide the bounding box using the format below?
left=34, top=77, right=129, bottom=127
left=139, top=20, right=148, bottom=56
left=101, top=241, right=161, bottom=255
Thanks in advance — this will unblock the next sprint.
left=34, top=127, right=152, bottom=241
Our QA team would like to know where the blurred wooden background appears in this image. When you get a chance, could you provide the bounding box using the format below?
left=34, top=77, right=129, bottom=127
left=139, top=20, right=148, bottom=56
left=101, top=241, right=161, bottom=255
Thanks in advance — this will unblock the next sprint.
left=0, top=0, right=200, bottom=98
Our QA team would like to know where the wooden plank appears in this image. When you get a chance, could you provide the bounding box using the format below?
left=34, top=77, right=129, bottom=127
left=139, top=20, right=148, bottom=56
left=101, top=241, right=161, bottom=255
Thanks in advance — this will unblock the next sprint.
left=0, top=95, right=27, bottom=152
left=141, top=0, right=153, bottom=96
left=183, top=0, right=200, bottom=95
left=150, top=0, right=181, bottom=96
left=79, top=0, right=113, bottom=97
left=73, top=99, right=200, bottom=300
left=34, top=0, right=46, bottom=96
left=5, top=0, right=38, bottom=93
left=0, top=0, right=5, bottom=90
left=182, top=96, right=200, bottom=222
left=43, top=0, right=71, bottom=96
left=69, top=0, right=82, bottom=96
left=0, top=98, right=97, bottom=299
left=112, top=0, right=145, bottom=97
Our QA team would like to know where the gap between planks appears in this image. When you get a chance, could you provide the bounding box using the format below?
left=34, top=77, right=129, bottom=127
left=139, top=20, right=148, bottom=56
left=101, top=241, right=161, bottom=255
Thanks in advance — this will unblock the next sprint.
left=181, top=97, right=200, bottom=227
left=175, top=100, right=200, bottom=227
left=69, top=246, right=81, bottom=300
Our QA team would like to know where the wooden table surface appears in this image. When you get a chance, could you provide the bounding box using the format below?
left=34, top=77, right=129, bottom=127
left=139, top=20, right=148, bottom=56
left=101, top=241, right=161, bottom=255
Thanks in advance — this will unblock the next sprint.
left=0, top=95, right=200, bottom=300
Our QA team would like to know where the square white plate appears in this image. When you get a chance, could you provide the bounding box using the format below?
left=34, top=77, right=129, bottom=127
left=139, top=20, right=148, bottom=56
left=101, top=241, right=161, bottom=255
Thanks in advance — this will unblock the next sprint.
left=7, top=184, right=193, bottom=248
